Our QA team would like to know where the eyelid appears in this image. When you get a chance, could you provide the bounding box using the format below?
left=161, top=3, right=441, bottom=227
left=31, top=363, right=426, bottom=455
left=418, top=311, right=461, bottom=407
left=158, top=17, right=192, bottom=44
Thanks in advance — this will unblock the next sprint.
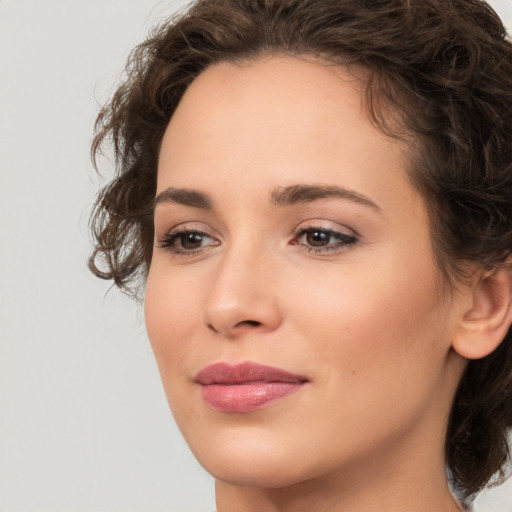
left=292, top=219, right=358, bottom=237
left=290, top=220, right=359, bottom=255
left=156, top=222, right=221, bottom=257
left=156, top=221, right=217, bottom=239
left=155, top=218, right=359, bottom=258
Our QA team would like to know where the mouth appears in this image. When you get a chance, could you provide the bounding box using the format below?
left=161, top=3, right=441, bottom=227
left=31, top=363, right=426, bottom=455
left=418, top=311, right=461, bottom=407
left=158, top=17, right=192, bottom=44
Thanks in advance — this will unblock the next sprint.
left=194, top=361, right=309, bottom=413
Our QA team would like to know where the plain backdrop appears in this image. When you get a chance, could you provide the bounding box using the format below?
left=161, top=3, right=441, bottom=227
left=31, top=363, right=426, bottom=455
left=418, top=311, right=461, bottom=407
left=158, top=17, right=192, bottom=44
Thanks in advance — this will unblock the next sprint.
left=1, top=1, right=512, bottom=511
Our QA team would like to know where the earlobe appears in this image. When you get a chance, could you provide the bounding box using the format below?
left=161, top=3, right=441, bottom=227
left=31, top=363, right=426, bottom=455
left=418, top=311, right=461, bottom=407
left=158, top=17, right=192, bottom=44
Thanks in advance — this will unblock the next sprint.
left=452, top=265, right=512, bottom=360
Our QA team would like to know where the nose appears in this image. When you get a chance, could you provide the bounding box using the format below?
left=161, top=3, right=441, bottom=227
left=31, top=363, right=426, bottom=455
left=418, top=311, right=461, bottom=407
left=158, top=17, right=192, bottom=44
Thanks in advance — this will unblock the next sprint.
left=201, top=241, right=282, bottom=338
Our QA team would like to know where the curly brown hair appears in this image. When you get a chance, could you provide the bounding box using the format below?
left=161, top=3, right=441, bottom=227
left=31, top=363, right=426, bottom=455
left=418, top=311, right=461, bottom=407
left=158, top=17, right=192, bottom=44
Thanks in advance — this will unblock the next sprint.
left=89, top=0, right=512, bottom=500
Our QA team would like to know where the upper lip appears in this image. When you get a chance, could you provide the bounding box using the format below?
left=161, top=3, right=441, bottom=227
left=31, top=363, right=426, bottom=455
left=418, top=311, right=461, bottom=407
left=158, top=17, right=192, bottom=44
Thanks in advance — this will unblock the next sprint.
left=194, top=361, right=309, bottom=385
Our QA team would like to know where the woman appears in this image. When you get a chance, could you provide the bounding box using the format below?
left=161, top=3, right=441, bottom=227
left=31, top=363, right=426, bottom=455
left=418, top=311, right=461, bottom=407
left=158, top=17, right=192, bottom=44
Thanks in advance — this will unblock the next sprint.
left=89, top=0, right=512, bottom=510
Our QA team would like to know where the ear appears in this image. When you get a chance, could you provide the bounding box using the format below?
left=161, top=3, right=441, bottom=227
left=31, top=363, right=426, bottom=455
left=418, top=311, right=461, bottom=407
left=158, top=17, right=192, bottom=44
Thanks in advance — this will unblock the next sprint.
left=452, top=265, right=512, bottom=360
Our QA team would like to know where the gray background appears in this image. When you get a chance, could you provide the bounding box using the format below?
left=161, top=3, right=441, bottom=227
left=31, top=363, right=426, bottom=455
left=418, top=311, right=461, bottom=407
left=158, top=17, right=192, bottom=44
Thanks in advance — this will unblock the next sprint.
left=1, top=1, right=511, bottom=510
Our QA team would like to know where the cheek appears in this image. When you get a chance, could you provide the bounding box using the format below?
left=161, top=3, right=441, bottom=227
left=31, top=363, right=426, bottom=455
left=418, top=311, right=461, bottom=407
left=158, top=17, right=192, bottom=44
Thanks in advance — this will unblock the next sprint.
left=144, top=265, right=203, bottom=377
left=272, top=253, right=451, bottom=468
left=285, top=246, right=448, bottom=397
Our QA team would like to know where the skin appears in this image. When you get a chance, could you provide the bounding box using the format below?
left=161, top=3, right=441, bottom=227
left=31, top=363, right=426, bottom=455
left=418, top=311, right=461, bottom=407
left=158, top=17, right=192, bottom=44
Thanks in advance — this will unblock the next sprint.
left=145, top=55, right=472, bottom=512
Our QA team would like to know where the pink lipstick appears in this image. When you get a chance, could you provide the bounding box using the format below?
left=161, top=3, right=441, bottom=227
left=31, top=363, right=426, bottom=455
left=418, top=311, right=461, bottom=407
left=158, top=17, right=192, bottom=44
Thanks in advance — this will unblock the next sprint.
left=195, top=362, right=308, bottom=413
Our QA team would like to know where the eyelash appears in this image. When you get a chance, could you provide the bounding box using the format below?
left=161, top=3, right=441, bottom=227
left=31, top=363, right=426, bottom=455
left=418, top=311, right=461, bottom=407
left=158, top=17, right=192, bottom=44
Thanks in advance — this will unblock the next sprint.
left=157, top=226, right=359, bottom=257
left=290, top=226, right=358, bottom=254
left=158, top=229, right=218, bottom=256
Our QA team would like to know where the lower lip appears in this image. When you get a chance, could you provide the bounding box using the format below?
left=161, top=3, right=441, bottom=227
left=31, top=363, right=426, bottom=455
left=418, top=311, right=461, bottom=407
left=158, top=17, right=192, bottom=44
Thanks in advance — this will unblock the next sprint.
left=200, top=382, right=304, bottom=413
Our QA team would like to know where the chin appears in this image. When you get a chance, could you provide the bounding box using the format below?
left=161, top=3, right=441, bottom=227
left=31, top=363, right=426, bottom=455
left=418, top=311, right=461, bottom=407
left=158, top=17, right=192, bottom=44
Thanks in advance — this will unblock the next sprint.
left=203, top=457, right=312, bottom=490
left=186, top=425, right=320, bottom=489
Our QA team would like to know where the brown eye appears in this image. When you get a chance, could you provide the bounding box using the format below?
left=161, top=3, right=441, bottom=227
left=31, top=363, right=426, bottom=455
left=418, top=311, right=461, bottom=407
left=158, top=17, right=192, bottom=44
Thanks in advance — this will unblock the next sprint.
left=159, top=229, right=219, bottom=255
left=180, top=232, right=205, bottom=249
left=306, top=230, right=331, bottom=247
left=292, top=226, right=358, bottom=255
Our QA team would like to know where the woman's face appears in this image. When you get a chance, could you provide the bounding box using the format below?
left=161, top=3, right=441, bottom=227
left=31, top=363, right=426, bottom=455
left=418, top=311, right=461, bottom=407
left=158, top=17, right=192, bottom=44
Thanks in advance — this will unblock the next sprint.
left=145, top=55, right=465, bottom=489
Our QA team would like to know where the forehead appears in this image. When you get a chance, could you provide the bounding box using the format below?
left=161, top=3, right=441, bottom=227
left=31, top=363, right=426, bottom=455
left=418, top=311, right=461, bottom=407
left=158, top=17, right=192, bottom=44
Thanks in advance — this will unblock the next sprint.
left=163, top=55, right=369, bottom=147
left=157, top=55, right=419, bottom=217
left=181, top=54, right=365, bottom=118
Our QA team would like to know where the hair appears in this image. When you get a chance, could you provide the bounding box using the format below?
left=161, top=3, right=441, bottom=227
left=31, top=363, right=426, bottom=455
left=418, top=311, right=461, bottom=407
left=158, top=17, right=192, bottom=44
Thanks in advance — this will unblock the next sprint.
left=89, top=0, right=512, bottom=500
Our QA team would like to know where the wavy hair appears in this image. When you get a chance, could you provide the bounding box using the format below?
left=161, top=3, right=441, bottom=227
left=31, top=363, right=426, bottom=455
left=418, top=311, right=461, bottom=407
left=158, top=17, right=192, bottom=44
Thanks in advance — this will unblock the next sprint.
left=89, top=0, right=512, bottom=499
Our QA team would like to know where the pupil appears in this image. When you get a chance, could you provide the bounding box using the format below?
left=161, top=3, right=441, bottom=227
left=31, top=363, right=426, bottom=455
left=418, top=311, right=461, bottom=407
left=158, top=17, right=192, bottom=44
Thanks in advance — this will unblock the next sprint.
left=181, top=233, right=203, bottom=249
left=307, top=231, right=329, bottom=246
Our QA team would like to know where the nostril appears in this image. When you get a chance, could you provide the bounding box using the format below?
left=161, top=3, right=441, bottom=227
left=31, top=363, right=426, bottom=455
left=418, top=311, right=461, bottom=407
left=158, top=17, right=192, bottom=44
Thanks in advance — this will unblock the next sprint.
left=207, top=323, right=219, bottom=333
left=236, top=320, right=261, bottom=327
left=206, top=318, right=266, bottom=335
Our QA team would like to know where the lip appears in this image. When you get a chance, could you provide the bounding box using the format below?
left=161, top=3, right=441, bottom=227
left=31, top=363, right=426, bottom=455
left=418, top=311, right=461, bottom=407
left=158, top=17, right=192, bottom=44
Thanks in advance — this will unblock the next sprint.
left=194, top=362, right=308, bottom=413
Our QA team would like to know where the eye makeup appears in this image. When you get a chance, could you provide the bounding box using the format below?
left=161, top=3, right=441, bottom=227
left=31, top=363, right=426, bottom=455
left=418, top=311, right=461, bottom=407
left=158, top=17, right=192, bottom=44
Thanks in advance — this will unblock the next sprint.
left=290, top=226, right=359, bottom=255
left=156, top=222, right=359, bottom=258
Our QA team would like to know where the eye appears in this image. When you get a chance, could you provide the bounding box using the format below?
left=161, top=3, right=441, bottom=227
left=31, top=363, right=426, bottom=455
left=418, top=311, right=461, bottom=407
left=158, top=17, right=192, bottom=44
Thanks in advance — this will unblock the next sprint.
left=158, top=228, right=219, bottom=256
left=291, top=226, right=358, bottom=254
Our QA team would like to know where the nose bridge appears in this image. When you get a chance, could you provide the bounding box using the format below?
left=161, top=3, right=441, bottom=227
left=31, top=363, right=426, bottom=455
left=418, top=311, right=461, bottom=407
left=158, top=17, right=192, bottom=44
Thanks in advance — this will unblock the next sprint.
left=202, top=230, right=281, bottom=336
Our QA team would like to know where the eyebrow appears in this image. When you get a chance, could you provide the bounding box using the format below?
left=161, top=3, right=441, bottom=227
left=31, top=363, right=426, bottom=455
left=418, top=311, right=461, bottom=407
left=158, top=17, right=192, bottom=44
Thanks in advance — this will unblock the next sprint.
left=154, top=188, right=214, bottom=210
left=154, top=184, right=381, bottom=212
left=270, top=184, right=381, bottom=211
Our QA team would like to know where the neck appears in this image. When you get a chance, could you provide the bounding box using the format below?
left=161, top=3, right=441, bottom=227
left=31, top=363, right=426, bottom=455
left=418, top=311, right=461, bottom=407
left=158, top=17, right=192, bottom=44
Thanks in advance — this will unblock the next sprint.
left=215, top=465, right=463, bottom=512
left=215, top=410, right=462, bottom=512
